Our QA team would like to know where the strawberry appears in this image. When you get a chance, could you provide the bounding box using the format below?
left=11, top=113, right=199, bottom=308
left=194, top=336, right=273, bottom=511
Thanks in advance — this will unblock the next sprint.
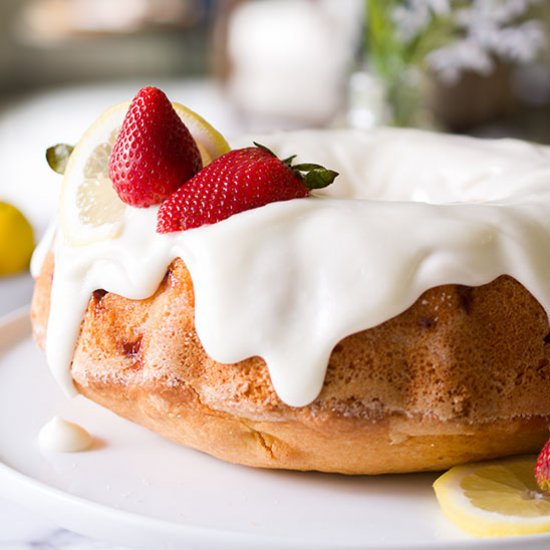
left=109, top=86, right=202, bottom=207
left=156, top=143, right=338, bottom=233
left=535, top=437, right=550, bottom=494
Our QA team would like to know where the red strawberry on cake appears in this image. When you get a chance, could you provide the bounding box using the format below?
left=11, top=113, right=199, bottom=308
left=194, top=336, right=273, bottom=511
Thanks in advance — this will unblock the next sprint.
left=157, top=144, right=338, bottom=232
left=109, top=86, right=202, bottom=208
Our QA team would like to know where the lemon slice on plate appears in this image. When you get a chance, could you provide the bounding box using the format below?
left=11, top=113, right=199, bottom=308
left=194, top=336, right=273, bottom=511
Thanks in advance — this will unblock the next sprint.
left=433, top=456, right=550, bottom=537
left=60, top=101, right=230, bottom=247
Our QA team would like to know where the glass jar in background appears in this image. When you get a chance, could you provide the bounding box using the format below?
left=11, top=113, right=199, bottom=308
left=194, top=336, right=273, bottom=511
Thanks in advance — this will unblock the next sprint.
left=214, top=0, right=363, bottom=132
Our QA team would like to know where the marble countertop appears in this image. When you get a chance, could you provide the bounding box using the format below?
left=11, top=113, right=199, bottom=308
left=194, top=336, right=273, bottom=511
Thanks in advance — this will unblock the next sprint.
left=0, top=496, right=124, bottom=549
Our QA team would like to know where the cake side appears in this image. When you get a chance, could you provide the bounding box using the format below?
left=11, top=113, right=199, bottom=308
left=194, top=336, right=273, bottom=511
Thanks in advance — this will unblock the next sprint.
left=32, top=252, right=550, bottom=473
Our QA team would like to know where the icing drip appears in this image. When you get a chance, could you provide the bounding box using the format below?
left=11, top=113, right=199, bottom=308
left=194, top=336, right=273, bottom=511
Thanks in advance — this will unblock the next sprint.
left=36, top=128, right=550, bottom=406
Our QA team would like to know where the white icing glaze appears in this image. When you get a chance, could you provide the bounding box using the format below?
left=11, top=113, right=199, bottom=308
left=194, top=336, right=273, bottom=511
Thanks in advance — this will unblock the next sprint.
left=30, top=219, right=56, bottom=278
left=38, top=416, right=92, bottom=452
left=37, top=128, right=550, bottom=407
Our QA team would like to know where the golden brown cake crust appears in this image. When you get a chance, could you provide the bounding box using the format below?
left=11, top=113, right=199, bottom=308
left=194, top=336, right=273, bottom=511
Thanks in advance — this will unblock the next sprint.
left=32, top=252, right=550, bottom=473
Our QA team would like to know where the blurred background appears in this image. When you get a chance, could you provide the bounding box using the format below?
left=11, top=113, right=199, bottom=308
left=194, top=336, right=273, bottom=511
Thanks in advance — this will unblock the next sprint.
left=1, top=0, right=550, bottom=312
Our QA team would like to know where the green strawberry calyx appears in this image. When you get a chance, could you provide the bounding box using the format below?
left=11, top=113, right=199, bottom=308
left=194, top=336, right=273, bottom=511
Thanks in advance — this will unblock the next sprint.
left=253, top=142, right=338, bottom=191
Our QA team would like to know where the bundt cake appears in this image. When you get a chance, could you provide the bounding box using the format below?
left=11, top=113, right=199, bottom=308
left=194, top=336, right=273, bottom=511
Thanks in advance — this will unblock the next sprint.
left=31, top=91, right=550, bottom=474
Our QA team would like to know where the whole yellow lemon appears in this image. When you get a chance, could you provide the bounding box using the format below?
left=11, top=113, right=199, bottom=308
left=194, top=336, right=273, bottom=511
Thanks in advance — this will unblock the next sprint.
left=0, top=201, right=35, bottom=276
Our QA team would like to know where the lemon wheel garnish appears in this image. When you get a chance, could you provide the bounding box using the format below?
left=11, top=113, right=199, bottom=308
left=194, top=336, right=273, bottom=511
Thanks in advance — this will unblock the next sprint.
left=433, top=456, right=550, bottom=537
left=172, top=103, right=230, bottom=165
left=60, top=101, right=230, bottom=247
left=0, top=202, right=34, bottom=276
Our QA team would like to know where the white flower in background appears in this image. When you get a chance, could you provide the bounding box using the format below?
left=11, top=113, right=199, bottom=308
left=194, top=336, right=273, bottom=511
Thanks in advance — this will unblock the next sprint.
left=428, top=0, right=451, bottom=14
left=426, top=39, right=494, bottom=83
left=491, top=20, right=547, bottom=62
left=390, top=0, right=547, bottom=84
left=392, top=0, right=451, bottom=41
left=472, top=19, right=547, bottom=62
left=392, top=4, right=430, bottom=42
left=455, top=0, right=541, bottom=26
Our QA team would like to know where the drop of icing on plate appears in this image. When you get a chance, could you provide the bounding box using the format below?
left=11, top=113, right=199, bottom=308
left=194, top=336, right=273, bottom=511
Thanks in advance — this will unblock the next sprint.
left=39, top=416, right=93, bottom=452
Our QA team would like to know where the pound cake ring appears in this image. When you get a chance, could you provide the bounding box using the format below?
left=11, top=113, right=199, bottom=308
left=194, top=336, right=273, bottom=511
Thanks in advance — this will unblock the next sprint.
left=31, top=89, right=550, bottom=474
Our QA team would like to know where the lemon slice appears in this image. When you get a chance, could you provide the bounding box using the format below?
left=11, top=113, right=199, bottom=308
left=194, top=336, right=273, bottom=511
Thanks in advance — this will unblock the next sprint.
left=0, top=202, right=34, bottom=276
left=173, top=103, right=230, bottom=164
left=433, top=456, right=550, bottom=537
left=60, top=101, right=229, bottom=247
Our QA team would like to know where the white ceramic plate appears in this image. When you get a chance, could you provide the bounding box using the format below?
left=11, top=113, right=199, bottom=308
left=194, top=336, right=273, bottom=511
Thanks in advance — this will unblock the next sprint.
left=0, top=311, right=549, bottom=550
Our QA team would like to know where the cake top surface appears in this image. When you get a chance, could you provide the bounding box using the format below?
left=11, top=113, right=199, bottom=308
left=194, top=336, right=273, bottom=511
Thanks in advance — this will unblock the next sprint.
left=37, top=126, right=550, bottom=406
